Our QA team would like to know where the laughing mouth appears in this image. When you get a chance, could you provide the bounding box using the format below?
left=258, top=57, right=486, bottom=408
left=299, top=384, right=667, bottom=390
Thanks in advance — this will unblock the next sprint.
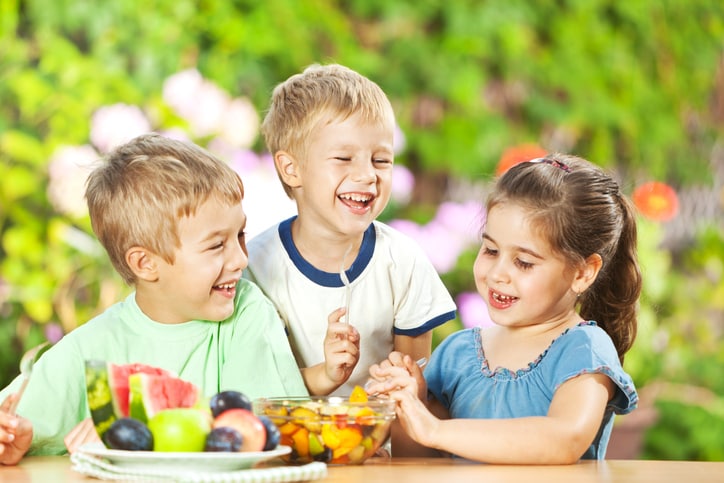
left=213, top=281, right=237, bottom=292
left=491, top=291, right=518, bottom=304
left=338, top=192, right=374, bottom=208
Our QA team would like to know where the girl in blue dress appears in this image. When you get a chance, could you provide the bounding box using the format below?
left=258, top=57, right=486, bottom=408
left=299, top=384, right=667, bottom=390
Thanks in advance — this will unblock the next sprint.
left=368, top=154, right=641, bottom=463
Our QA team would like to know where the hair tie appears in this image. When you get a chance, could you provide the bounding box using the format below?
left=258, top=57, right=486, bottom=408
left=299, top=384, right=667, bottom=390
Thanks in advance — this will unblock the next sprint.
left=529, top=157, right=571, bottom=173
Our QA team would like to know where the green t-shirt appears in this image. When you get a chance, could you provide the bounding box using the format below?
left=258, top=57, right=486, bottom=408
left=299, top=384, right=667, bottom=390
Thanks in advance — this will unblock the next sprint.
left=0, top=279, right=308, bottom=456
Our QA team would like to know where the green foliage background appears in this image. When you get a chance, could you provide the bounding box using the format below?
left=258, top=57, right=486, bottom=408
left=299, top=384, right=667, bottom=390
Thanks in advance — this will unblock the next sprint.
left=1, top=0, right=723, bottom=461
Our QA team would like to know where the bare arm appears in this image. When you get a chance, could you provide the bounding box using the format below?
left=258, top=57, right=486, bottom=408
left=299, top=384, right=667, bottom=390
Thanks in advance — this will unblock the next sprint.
left=393, top=331, right=432, bottom=363
left=386, top=371, right=615, bottom=464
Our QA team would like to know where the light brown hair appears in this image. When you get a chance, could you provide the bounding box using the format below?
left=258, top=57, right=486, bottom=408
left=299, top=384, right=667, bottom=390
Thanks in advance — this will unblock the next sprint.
left=85, top=133, right=244, bottom=284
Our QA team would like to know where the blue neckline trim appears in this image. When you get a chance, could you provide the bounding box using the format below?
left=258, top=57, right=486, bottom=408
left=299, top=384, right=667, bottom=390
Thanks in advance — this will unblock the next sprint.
left=278, top=216, right=376, bottom=288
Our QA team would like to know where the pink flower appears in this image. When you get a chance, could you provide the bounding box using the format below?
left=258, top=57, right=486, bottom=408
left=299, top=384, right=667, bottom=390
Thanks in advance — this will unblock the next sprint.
left=391, top=164, right=415, bottom=205
left=457, top=291, right=494, bottom=329
left=389, top=201, right=483, bottom=274
left=90, top=104, right=151, bottom=153
left=433, top=200, right=484, bottom=246
left=44, top=323, right=65, bottom=344
left=393, top=124, right=407, bottom=154
left=163, top=69, right=259, bottom=146
left=218, top=98, right=260, bottom=148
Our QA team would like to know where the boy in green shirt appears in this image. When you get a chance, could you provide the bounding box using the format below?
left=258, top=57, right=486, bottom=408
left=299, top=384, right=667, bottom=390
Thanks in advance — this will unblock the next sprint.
left=0, top=134, right=307, bottom=464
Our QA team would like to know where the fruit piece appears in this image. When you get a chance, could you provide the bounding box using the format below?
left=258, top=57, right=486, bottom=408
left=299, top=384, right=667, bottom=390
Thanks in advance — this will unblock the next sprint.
left=128, top=373, right=200, bottom=423
left=278, top=421, right=301, bottom=435
left=352, top=407, right=376, bottom=425
left=313, top=446, right=333, bottom=463
left=349, top=385, right=368, bottom=403
left=347, top=444, right=366, bottom=464
left=209, top=390, right=252, bottom=418
left=205, top=427, right=243, bottom=452
left=308, top=431, right=325, bottom=457
left=321, top=423, right=341, bottom=449
left=148, top=408, right=212, bottom=452
left=290, top=406, right=321, bottom=432
left=102, top=417, right=153, bottom=451
left=258, top=415, right=281, bottom=451
left=213, top=409, right=266, bottom=452
left=261, top=405, right=288, bottom=425
left=108, top=362, right=173, bottom=417
left=85, top=360, right=118, bottom=439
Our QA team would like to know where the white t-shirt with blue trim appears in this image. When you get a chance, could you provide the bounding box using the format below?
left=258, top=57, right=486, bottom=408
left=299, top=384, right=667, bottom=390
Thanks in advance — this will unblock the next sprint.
left=246, top=217, right=457, bottom=395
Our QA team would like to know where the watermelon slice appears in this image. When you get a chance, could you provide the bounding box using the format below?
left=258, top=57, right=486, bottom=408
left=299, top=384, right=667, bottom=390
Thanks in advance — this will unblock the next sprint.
left=85, top=360, right=174, bottom=439
left=107, top=362, right=173, bottom=417
left=128, top=373, right=200, bottom=423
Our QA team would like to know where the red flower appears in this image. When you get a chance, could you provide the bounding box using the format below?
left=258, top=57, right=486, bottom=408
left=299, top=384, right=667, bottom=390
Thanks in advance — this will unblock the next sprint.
left=632, top=181, right=679, bottom=222
left=496, top=144, right=548, bottom=176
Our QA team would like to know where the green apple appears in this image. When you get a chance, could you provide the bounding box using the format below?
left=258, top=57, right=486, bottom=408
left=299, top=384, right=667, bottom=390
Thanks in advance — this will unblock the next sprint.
left=148, top=408, right=212, bottom=452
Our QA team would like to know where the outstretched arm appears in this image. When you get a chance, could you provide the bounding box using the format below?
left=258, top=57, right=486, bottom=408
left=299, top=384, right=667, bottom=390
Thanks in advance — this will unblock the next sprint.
left=392, top=371, right=615, bottom=464
left=0, top=394, right=33, bottom=465
left=301, top=307, right=360, bottom=395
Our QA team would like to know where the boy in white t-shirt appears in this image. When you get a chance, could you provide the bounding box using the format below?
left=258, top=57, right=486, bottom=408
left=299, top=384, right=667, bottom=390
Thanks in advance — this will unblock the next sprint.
left=246, top=64, right=456, bottom=396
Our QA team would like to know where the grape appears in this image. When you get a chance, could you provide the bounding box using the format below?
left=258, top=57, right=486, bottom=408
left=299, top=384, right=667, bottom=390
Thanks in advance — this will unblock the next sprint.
left=103, top=417, right=153, bottom=451
left=258, top=415, right=280, bottom=451
left=209, top=390, right=252, bottom=418
left=205, top=427, right=243, bottom=452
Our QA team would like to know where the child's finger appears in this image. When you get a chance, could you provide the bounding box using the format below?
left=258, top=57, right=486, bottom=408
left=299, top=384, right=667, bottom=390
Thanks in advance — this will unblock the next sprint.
left=0, top=394, right=18, bottom=413
left=327, top=307, right=346, bottom=324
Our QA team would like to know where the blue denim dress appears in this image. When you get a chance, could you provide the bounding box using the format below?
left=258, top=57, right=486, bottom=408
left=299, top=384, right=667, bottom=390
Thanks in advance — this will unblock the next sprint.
left=425, top=322, right=638, bottom=460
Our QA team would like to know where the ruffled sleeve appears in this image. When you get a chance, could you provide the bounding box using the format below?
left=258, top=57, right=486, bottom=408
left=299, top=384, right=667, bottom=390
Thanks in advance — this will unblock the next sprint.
left=541, top=322, right=638, bottom=415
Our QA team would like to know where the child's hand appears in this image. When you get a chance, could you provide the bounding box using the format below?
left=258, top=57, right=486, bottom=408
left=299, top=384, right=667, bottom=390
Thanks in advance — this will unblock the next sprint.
left=323, top=307, right=360, bottom=387
left=64, top=417, right=100, bottom=454
left=0, top=394, right=33, bottom=466
left=367, top=351, right=427, bottom=400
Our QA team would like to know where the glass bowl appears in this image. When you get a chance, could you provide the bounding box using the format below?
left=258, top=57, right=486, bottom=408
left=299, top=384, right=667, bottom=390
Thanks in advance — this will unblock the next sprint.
left=253, top=396, right=396, bottom=465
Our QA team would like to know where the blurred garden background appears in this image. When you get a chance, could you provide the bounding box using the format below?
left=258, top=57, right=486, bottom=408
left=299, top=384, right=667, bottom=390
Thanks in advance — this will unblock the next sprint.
left=1, top=0, right=723, bottom=461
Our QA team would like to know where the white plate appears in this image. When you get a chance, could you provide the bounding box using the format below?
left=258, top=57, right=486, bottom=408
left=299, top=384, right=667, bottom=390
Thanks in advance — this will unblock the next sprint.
left=78, top=442, right=291, bottom=473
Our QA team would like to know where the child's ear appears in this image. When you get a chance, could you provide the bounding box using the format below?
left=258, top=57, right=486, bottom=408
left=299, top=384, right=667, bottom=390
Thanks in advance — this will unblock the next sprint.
left=572, top=253, right=603, bottom=294
left=126, top=246, right=159, bottom=282
left=274, top=151, right=302, bottom=188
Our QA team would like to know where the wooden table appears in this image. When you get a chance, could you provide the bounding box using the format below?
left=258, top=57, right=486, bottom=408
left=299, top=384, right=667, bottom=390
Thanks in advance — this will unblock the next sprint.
left=2, top=455, right=723, bottom=482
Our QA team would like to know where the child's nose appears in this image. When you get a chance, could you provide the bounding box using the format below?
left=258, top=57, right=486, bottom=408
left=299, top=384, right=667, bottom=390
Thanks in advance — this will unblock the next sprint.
left=487, top=258, right=510, bottom=283
left=228, top=241, right=248, bottom=272
left=351, top=160, right=376, bottom=182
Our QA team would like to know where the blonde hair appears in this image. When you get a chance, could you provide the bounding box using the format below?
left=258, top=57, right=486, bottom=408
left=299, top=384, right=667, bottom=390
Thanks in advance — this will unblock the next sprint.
left=85, top=133, right=245, bottom=284
left=261, top=63, right=395, bottom=197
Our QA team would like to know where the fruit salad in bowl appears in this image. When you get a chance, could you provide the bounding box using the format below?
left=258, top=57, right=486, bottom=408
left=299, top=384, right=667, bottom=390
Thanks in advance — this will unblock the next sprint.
left=253, top=387, right=396, bottom=465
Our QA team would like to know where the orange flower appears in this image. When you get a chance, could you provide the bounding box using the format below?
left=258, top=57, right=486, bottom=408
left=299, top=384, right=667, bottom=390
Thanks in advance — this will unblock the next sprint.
left=632, top=181, right=679, bottom=222
left=496, top=144, right=548, bottom=176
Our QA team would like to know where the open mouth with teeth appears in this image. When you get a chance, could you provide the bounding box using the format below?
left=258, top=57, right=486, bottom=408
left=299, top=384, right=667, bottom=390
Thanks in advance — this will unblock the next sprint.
left=489, top=289, right=518, bottom=309
left=338, top=193, right=374, bottom=213
left=213, top=282, right=237, bottom=297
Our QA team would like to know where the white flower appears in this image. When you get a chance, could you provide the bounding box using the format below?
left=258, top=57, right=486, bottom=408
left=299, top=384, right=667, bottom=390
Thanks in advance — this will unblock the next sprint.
left=90, top=104, right=151, bottom=153
left=47, top=145, right=99, bottom=218
left=218, top=97, right=260, bottom=148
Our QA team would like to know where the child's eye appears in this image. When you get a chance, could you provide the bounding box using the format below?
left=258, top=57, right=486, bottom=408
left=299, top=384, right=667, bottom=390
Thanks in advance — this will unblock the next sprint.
left=210, top=242, right=224, bottom=250
left=373, top=158, right=392, bottom=165
left=515, top=259, right=534, bottom=270
left=335, top=157, right=352, bottom=161
left=481, top=246, right=497, bottom=257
